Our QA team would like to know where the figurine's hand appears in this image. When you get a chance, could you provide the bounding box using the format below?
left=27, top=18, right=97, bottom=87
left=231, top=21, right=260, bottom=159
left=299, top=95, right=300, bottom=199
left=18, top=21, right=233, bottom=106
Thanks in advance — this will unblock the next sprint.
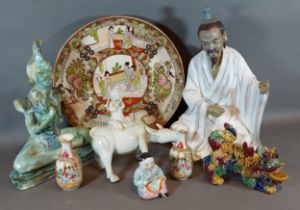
left=144, top=180, right=150, bottom=186
left=259, top=80, right=270, bottom=94
left=13, top=100, right=25, bottom=113
left=208, top=104, right=225, bottom=117
left=13, top=99, right=31, bottom=113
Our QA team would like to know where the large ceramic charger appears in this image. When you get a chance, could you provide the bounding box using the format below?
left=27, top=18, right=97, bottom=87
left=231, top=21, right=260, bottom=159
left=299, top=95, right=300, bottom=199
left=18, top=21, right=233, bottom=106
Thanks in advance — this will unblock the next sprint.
left=54, top=16, right=185, bottom=128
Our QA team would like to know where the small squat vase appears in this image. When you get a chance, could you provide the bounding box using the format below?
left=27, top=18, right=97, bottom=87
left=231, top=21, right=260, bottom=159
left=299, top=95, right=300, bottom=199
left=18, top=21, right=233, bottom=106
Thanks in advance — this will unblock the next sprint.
left=55, top=134, right=83, bottom=190
left=169, top=141, right=193, bottom=180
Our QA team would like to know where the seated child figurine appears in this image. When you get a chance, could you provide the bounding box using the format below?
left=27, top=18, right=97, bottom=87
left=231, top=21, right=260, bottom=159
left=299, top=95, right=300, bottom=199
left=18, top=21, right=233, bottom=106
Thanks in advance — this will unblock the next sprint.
left=133, top=152, right=169, bottom=200
left=107, top=88, right=128, bottom=129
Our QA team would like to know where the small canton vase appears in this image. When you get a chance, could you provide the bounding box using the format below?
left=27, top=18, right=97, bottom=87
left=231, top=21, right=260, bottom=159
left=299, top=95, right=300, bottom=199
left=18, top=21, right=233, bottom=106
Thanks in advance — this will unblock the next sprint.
left=169, top=141, right=193, bottom=180
left=55, top=134, right=83, bottom=190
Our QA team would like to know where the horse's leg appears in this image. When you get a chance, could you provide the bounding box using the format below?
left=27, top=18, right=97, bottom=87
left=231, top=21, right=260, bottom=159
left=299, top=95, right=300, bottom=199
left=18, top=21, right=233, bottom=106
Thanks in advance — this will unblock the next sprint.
left=92, top=135, right=120, bottom=183
left=94, top=154, right=104, bottom=170
left=138, top=129, right=148, bottom=153
left=99, top=148, right=120, bottom=182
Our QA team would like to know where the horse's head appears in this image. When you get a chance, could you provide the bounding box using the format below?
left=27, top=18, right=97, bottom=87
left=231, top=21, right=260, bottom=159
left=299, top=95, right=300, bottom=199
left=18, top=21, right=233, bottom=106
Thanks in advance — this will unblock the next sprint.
left=145, top=123, right=187, bottom=144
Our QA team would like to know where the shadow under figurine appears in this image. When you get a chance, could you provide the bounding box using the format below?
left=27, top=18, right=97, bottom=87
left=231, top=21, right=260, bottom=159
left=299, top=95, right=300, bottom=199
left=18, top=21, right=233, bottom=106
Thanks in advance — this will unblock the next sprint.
left=203, top=123, right=288, bottom=194
left=134, top=152, right=168, bottom=200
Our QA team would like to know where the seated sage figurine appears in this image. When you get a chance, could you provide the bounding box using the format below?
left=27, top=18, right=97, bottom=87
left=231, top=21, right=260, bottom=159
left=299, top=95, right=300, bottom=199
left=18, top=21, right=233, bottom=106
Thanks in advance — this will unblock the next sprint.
left=133, top=152, right=169, bottom=200
left=10, top=40, right=92, bottom=190
left=172, top=8, right=270, bottom=161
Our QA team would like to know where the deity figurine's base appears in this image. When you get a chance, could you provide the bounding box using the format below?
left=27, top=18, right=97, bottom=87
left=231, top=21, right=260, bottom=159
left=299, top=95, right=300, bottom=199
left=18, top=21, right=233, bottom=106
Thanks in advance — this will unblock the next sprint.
left=9, top=145, right=94, bottom=190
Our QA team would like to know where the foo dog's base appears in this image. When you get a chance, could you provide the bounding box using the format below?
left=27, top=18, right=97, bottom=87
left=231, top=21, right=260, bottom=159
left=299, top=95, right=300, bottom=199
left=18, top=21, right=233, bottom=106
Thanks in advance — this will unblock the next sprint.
left=9, top=146, right=94, bottom=190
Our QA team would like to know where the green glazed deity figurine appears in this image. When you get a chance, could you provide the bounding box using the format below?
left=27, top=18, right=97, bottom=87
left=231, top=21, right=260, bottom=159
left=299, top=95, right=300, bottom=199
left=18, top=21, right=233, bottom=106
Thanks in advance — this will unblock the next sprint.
left=10, top=40, right=93, bottom=190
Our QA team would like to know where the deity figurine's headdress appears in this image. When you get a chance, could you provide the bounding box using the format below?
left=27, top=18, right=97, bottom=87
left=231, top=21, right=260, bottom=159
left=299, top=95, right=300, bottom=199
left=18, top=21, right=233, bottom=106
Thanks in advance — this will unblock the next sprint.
left=26, top=40, right=52, bottom=85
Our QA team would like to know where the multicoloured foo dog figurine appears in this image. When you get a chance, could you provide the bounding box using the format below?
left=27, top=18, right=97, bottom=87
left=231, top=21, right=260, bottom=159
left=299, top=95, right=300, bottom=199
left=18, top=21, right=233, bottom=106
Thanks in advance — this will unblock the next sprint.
left=204, top=123, right=288, bottom=194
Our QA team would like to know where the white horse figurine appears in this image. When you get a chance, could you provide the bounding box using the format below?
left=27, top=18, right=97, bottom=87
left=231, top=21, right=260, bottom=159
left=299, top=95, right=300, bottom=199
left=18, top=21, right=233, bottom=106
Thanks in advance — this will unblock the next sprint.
left=90, top=120, right=148, bottom=182
left=90, top=122, right=186, bottom=182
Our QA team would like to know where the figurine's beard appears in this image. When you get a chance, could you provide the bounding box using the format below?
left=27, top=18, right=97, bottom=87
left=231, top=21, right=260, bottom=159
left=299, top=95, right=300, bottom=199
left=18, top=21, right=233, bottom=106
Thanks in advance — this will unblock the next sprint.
left=207, top=50, right=219, bottom=61
left=210, top=57, right=218, bottom=66
left=207, top=49, right=222, bottom=66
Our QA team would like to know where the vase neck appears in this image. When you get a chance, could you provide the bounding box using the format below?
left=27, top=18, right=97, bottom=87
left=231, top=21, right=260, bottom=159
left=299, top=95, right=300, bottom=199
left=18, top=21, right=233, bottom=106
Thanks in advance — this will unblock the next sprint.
left=61, top=142, right=73, bottom=158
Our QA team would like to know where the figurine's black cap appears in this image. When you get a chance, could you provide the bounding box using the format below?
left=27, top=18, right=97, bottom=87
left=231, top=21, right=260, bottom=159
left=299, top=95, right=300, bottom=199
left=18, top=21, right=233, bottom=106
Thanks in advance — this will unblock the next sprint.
left=137, top=152, right=153, bottom=162
left=224, top=123, right=237, bottom=136
left=227, top=127, right=237, bottom=136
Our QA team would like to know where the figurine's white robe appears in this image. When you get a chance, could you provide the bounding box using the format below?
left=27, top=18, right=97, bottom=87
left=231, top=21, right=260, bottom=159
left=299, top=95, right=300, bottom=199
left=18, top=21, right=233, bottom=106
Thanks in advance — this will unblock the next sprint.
left=174, top=47, right=269, bottom=159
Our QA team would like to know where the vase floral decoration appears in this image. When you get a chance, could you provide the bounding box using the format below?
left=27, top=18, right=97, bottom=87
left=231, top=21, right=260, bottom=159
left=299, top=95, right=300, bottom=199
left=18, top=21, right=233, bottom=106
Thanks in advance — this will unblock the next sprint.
left=169, top=130, right=193, bottom=180
left=55, top=133, right=83, bottom=190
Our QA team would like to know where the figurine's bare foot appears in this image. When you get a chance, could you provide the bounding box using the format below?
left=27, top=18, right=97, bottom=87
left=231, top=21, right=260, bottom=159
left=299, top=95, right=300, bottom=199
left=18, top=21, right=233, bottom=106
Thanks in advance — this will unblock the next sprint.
left=211, top=176, right=224, bottom=185
left=109, top=174, right=120, bottom=183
